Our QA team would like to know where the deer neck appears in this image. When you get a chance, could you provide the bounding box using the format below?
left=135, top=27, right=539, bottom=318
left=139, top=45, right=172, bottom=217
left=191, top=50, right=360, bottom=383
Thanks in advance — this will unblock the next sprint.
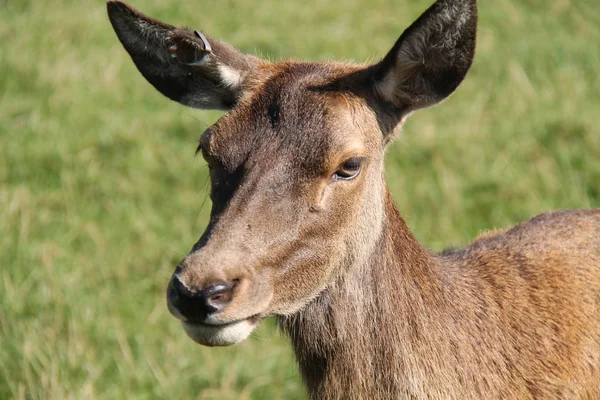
left=279, top=190, right=451, bottom=397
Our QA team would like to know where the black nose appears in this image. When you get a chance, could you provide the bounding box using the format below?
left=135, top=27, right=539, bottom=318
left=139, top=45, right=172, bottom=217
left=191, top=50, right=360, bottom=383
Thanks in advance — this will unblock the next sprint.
left=168, top=275, right=236, bottom=321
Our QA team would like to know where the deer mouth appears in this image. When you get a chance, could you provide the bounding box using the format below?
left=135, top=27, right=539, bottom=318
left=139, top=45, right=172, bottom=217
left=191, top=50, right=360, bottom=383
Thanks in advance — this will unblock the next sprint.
left=181, top=315, right=262, bottom=346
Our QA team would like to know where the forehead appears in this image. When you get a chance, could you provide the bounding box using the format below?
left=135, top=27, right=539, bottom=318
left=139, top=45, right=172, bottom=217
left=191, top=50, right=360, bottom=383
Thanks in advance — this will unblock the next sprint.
left=202, top=63, right=372, bottom=171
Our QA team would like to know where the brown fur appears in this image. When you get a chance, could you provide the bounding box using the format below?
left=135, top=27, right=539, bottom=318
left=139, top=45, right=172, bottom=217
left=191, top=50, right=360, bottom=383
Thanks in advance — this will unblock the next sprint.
left=282, top=204, right=600, bottom=399
left=107, top=0, right=600, bottom=398
left=472, top=227, right=507, bottom=243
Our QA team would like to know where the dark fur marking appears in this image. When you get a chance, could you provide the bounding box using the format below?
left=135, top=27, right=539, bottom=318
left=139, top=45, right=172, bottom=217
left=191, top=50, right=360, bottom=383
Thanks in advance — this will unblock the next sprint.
left=267, top=98, right=281, bottom=129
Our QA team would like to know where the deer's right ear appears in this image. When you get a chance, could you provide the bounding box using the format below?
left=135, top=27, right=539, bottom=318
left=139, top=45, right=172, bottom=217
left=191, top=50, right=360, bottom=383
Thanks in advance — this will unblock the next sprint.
left=107, top=1, right=264, bottom=110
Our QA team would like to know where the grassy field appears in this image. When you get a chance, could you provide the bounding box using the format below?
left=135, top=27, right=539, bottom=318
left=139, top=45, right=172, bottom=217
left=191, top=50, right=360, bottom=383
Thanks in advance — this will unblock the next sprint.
left=1, top=0, right=599, bottom=398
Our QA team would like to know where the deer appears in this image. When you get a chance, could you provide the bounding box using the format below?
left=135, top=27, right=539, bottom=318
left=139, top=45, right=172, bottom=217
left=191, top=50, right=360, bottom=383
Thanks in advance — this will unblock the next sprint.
left=107, top=0, right=600, bottom=398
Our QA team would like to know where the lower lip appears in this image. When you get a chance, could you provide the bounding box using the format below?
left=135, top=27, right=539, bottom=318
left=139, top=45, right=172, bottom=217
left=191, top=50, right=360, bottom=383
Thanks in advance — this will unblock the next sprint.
left=181, top=317, right=260, bottom=346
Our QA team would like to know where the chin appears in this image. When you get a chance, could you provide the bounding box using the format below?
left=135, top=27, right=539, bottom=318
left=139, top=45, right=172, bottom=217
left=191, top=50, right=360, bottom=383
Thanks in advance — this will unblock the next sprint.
left=181, top=318, right=259, bottom=347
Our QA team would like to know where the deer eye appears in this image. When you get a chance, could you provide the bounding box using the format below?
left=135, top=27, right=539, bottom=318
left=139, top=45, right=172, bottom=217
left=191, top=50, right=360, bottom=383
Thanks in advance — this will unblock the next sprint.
left=333, top=157, right=364, bottom=180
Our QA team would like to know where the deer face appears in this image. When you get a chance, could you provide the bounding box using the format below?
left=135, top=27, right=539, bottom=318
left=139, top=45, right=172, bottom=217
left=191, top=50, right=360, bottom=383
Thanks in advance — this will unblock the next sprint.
left=172, top=66, right=390, bottom=346
left=107, top=0, right=476, bottom=346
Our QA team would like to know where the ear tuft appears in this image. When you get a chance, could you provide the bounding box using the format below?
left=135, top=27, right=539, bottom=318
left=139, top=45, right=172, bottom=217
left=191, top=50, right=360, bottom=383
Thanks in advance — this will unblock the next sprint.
left=373, top=0, right=477, bottom=111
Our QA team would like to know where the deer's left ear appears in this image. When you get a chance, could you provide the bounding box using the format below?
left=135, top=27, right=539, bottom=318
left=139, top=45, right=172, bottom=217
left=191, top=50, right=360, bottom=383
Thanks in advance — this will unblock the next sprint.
left=369, top=0, right=477, bottom=114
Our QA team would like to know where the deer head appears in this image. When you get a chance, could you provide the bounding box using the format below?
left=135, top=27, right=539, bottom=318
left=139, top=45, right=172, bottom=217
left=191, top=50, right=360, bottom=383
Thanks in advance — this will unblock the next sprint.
left=107, top=0, right=476, bottom=346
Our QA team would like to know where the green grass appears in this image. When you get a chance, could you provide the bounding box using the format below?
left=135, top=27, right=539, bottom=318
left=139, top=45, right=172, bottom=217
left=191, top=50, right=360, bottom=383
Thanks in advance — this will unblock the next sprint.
left=1, top=0, right=599, bottom=398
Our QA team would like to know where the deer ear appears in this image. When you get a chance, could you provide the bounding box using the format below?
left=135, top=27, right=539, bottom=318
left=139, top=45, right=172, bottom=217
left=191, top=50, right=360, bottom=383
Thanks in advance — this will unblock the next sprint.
left=370, top=0, right=477, bottom=113
left=107, top=0, right=263, bottom=110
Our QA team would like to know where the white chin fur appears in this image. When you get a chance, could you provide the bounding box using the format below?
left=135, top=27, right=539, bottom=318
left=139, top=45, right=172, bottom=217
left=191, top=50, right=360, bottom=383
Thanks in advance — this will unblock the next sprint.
left=182, top=320, right=256, bottom=347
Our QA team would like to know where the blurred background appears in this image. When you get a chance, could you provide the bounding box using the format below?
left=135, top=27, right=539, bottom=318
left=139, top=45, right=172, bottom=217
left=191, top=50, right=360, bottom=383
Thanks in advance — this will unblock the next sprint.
left=1, top=0, right=599, bottom=398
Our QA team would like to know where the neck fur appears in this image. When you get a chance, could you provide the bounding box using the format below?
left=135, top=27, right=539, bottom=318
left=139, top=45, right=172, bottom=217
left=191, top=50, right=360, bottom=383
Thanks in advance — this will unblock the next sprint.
left=279, top=192, right=453, bottom=398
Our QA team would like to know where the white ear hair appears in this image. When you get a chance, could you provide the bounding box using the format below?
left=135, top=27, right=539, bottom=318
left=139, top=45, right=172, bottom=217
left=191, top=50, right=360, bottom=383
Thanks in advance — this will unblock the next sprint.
left=218, top=65, right=245, bottom=90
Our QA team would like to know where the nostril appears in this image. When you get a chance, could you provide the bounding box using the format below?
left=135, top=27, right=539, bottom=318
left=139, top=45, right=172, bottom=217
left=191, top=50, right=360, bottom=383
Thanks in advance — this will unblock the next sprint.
left=203, top=283, right=232, bottom=298
left=168, top=276, right=238, bottom=320
left=203, top=280, right=237, bottom=313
